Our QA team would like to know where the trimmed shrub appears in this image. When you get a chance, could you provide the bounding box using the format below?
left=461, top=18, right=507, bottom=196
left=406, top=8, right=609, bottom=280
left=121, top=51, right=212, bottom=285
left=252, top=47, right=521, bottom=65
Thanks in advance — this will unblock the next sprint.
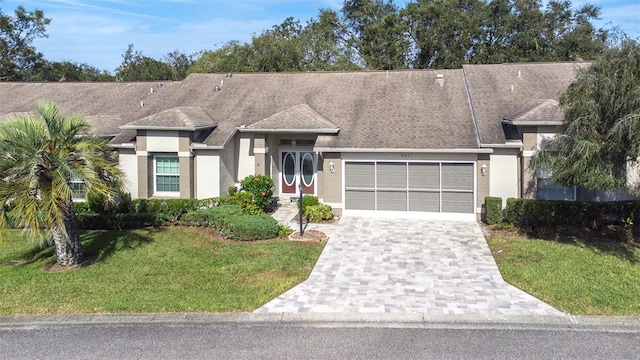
left=305, top=204, right=333, bottom=222
left=76, top=213, right=169, bottom=230
left=228, top=186, right=238, bottom=196
left=298, top=195, right=320, bottom=214
left=484, top=196, right=503, bottom=225
left=132, top=198, right=218, bottom=220
left=181, top=205, right=243, bottom=229
left=504, top=198, right=640, bottom=232
left=221, top=214, right=279, bottom=241
left=240, top=174, right=275, bottom=210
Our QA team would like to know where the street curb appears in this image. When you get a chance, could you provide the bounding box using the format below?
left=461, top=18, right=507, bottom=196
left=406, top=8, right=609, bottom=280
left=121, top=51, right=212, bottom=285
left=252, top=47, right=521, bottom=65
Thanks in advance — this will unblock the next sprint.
left=1, top=313, right=640, bottom=331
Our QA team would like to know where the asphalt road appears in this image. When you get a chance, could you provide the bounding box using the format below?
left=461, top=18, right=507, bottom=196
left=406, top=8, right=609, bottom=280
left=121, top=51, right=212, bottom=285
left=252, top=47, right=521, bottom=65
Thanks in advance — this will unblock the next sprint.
left=2, top=315, right=640, bottom=359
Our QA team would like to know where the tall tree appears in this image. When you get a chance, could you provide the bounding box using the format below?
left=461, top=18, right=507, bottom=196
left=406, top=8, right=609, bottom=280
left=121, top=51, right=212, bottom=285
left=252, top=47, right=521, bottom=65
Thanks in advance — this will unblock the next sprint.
left=189, top=41, right=255, bottom=73
left=404, top=0, right=485, bottom=69
left=165, top=50, right=192, bottom=80
left=25, top=60, right=114, bottom=82
left=341, top=0, right=409, bottom=69
left=115, top=44, right=174, bottom=81
left=0, top=101, right=123, bottom=266
left=300, top=9, right=360, bottom=71
left=0, top=5, right=50, bottom=80
left=533, top=38, right=640, bottom=191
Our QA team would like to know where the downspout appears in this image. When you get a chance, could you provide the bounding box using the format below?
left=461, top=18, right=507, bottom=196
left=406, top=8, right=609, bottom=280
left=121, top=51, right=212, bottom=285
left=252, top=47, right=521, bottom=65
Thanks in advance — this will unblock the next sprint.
left=462, top=67, right=482, bottom=147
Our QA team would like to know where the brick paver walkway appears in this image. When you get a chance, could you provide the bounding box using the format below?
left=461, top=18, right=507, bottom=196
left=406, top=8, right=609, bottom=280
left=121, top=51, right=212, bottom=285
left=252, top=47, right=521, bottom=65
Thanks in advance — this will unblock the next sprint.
left=258, top=204, right=562, bottom=315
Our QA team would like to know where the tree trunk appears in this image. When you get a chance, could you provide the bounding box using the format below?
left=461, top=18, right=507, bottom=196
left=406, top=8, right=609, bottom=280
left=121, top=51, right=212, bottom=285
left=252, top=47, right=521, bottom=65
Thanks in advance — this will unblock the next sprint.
left=51, top=201, right=84, bottom=266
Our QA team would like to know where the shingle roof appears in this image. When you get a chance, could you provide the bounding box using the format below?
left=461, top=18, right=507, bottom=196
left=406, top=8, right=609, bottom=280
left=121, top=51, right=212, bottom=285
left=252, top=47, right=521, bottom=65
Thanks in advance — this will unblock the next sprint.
left=463, top=62, right=589, bottom=144
left=121, top=106, right=216, bottom=130
left=246, top=104, right=339, bottom=132
left=0, top=70, right=479, bottom=150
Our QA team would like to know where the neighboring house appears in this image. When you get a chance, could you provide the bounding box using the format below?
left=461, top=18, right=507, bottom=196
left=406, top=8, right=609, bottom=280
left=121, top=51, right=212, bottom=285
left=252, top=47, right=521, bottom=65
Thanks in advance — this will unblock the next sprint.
left=0, top=62, right=619, bottom=221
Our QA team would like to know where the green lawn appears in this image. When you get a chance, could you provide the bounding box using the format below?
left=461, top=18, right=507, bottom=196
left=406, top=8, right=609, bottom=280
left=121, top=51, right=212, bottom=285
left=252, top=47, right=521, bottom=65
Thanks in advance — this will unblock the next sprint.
left=0, top=227, right=324, bottom=315
left=487, top=236, right=640, bottom=316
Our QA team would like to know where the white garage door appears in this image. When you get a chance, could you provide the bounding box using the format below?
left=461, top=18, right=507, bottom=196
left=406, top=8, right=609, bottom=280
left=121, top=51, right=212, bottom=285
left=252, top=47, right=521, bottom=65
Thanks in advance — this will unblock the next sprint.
left=344, top=161, right=475, bottom=215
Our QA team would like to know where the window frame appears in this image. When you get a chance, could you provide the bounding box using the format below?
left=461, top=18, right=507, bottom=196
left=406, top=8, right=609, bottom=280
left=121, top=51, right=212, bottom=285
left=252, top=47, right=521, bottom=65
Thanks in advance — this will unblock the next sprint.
left=153, top=155, right=180, bottom=197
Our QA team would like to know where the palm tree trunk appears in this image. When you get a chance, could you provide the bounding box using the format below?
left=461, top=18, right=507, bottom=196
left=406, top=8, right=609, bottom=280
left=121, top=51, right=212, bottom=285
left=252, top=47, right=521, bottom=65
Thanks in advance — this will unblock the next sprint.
left=51, top=201, right=84, bottom=266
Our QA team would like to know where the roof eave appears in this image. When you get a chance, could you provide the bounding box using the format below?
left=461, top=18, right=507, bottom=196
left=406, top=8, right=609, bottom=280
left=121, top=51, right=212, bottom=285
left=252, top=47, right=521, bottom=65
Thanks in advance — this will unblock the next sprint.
left=119, top=125, right=216, bottom=131
left=238, top=128, right=340, bottom=134
left=510, top=120, right=564, bottom=126
left=313, top=147, right=493, bottom=154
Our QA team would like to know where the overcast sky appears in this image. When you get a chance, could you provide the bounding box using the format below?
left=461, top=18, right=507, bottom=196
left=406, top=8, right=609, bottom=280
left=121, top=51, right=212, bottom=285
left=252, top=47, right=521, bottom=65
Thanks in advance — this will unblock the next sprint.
left=2, top=0, right=639, bottom=73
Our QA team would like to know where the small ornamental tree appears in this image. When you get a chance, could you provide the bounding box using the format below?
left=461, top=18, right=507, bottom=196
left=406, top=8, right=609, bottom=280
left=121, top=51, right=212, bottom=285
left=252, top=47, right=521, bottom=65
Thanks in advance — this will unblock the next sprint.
left=240, top=174, right=275, bottom=210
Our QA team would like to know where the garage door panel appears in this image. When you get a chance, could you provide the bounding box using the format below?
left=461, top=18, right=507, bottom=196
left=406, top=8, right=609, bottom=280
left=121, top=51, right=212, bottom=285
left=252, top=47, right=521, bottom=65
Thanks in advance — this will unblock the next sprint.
left=345, top=162, right=374, bottom=188
left=377, top=190, right=407, bottom=211
left=408, top=191, right=439, bottom=212
left=377, top=163, right=406, bottom=189
left=442, top=163, right=473, bottom=191
left=441, top=192, right=474, bottom=213
left=408, top=163, right=439, bottom=189
left=344, top=161, right=475, bottom=216
left=345, top=190, right=375, bottom=210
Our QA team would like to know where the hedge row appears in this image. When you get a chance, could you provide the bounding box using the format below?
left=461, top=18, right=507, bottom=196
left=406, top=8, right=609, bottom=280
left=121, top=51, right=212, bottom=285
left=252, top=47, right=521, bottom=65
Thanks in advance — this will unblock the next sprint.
left=504, top=198, right=640, bottom=229
left=484, top=197, right=503, bottom=225
left=76, top=213, right=170, bottom=230
left=74, top=197, right=218, bottom=218
left=181, top=205, right=278, bottom=241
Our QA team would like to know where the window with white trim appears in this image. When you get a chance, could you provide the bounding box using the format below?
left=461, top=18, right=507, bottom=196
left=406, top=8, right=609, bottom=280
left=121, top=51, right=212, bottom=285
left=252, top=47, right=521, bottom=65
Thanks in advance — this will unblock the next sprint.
left=155, top=156, right=180, bottom=194
left=70, top=175, right=86, bottom=201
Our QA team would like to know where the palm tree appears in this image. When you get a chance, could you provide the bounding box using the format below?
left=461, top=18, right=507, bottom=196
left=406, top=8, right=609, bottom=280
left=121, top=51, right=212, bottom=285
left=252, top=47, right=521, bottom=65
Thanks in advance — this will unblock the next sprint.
left=0, top=101, right=123, bottom=266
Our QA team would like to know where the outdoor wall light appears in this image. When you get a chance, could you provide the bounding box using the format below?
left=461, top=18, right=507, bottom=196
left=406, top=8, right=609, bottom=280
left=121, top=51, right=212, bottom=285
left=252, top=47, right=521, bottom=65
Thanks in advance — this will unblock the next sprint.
left=329, top=161, right=335, bottom=174
left=481, top=163, right=488, bottom=176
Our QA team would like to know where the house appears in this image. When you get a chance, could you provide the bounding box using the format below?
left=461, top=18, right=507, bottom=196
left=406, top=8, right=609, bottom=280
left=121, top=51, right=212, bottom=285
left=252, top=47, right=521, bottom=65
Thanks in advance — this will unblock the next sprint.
left=0, top=62, right=615, bottom=221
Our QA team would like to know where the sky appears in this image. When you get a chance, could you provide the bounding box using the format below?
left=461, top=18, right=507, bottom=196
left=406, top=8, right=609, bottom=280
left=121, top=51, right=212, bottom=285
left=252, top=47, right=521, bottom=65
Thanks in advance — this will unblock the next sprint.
left=2, top=0, right=639, bottom=73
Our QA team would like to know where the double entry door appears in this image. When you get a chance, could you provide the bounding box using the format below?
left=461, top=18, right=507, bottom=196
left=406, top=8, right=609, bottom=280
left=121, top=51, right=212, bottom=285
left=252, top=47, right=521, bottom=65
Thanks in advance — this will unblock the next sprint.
left=281, top=151, right=316, bottom=195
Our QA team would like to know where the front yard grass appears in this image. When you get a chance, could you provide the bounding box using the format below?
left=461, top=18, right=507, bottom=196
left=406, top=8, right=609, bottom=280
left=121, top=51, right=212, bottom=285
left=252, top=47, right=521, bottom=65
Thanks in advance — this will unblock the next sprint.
left=487, top=235, right=640, bottom=316
left=0, top=227, right=324, bottom=315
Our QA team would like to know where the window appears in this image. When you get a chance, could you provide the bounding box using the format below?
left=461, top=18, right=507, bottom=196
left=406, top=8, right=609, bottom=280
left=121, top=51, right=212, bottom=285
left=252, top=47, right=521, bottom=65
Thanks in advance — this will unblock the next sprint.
left=70, top=175, right=86, bottom=200
left=155, top=156, right=180, bottom=194
left=536, top=168, right=575, bottom=201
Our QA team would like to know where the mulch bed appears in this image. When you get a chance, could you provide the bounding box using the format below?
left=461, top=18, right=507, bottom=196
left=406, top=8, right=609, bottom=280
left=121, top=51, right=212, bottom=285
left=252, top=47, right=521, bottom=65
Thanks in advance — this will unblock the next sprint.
left=288, top=229, right=328, bottom=242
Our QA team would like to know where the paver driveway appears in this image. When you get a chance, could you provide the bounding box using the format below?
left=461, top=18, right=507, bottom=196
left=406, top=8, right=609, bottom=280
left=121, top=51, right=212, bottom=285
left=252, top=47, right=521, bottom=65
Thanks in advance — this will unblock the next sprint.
left=256, top=215, right=562, bottom=315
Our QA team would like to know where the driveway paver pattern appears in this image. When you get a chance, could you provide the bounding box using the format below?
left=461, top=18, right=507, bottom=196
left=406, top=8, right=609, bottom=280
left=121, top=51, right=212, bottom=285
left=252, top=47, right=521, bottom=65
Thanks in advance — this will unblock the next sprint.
left=258, top=207, right=562, bottom=315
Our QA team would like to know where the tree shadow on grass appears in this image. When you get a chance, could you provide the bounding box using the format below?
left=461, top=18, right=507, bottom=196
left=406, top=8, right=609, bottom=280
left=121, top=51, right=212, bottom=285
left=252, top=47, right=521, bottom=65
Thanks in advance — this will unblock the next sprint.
left=81, top=228, right=157, bottom=262
left=526, top=226, right=640, bottom=264
left=8, top=228, right=159, bottom=266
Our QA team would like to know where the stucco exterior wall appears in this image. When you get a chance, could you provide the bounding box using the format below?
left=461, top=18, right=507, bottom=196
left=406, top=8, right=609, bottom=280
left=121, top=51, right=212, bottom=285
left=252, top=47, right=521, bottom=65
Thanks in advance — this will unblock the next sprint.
left=118, top=149, right=139, bottom=199
left=194, top=149, right=221, bottom=198
left=477, top=153, right=490, bottom=218
left=236, top=133, right=255, bottom=181
left=489, top=148, right=519, bottom=207
left=146, top=130, right=179, bottom=152
left=219, top=137, right=236, bottom=196
left=179, top=155, right=194, bottom=198
left=319, top=152, right=342, bottom=206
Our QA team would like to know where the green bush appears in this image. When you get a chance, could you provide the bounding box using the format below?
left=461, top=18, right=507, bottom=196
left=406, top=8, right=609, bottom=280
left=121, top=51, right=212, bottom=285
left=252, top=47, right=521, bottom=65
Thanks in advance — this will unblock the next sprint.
left=278, top=223, right=293, bottom=238
left=504, top=198, right=640, bottom=232
left=240, top=174, right=275, bottom=211
left=484, top=196, right=503, bottom=225
left=298, top=195, right=320, bottom=214
left=76, top=213, right=169, bottom=230
left=228, top=186, right=238, bottom=196
left=73, top=201, right=92, bottom=214
left=221, top=214, right=279, bottom=241
left=181, top=205, right=243, bottom=229
left=132, top=198, right=218, bottom=220
left=305, top=204, right=333, bottom=222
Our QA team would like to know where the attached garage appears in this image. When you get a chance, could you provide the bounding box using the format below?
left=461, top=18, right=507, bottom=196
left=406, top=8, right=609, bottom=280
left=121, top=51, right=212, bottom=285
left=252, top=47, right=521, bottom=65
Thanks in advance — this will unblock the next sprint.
left=343, top=160, right=476, bottom=219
